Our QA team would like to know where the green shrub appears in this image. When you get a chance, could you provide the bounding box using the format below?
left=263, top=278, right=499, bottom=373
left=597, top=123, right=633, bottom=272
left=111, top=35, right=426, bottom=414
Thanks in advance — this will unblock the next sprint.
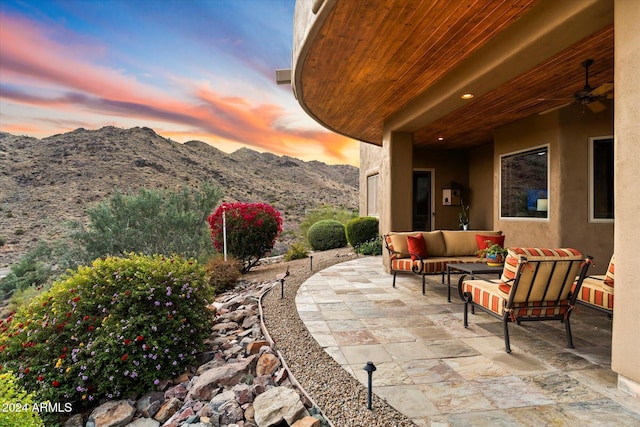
left=284, top=242, right=308, bottom=261
left=207, top=202, right=283, bottom=273
left=205, top=256, right=242, bottom=292
left=0, top=242, right=53, bottom=301
left=307, top=220, right=347, bottom=251
left=299, top=206, right=357, bottom=242
left=0, top=372, right=44, bottom=427
left=355, top=236, right=383, bottom=255
left=69, top=182, right=223, bottom=263
left=345, top=217, right=379, bottom=248
left=0, top=253, right=214, bottom=417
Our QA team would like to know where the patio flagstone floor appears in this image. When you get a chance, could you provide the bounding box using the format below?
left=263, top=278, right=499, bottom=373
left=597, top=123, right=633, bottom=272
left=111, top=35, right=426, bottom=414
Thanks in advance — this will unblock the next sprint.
left=295, top=256, right=640, bottom=426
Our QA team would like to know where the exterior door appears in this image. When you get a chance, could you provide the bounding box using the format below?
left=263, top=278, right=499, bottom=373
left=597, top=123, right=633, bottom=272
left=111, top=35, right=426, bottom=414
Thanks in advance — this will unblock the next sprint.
left=413, top=171, right=432, bottom=231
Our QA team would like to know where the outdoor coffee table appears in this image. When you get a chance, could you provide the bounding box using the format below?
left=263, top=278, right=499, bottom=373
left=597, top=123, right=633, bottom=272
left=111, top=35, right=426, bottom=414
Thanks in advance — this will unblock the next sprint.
left=445, top=262, right=503, bottom=302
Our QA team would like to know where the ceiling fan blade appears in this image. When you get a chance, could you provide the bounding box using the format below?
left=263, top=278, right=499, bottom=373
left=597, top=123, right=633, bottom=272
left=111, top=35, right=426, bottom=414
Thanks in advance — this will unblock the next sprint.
left=589, top=82, right=614, bottom=97
left=539, top=102, right=573, bottom=115
left=587, top=100, right=606, bottom=113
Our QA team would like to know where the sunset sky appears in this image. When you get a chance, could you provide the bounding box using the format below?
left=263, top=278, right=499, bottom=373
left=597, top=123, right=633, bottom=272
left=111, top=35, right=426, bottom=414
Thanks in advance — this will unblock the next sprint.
left=0, top=0, right=359, bottom=165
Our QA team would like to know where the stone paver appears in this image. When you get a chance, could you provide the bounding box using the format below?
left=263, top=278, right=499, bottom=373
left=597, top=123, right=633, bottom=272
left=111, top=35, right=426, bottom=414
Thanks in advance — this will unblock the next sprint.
left=296, top=256, right=640, bottom=426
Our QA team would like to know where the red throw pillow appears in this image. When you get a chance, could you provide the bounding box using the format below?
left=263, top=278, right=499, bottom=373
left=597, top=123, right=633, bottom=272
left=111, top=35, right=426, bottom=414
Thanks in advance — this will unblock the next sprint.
left=476, top=234, right=506, bottom=257
left=406, top=234, right=428, bottom=260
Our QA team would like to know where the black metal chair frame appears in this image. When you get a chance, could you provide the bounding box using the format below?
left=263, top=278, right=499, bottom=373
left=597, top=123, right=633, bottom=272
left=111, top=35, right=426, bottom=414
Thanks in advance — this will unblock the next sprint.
left=458, top=255, right=593, bottom=353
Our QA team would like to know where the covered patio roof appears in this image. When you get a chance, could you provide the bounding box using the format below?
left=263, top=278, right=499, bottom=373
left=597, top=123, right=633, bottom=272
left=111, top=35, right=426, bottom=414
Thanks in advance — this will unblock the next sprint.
left=293, top=0, right=614, bottom=149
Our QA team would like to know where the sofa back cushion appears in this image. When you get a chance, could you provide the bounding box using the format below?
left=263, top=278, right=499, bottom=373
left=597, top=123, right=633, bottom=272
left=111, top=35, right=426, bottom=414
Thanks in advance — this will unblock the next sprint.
left=385, top=231, right=445, bottom=258
left=443, top=230, right=502, bottom=257
left=499, top=248, right=584, bottom=303
left=421, top=231, right=446, bottom=257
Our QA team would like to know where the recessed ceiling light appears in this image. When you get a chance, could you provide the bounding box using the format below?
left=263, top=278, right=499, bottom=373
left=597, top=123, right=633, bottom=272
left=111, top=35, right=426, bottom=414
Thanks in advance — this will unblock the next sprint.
left=461, top=93, right=474, bottom=100
left=438, top=137, right=444, bottom=141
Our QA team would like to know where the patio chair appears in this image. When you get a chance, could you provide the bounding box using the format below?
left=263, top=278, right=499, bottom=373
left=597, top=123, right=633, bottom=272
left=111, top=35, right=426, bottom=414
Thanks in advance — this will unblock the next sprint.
left=458, top=248, right=593, bottom=353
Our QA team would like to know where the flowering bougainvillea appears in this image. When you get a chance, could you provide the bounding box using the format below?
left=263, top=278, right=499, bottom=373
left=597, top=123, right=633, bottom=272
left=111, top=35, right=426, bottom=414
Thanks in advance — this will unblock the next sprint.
left=207, top=202, right=283, bottom=273
left=0, top=253, right=214, bottom=418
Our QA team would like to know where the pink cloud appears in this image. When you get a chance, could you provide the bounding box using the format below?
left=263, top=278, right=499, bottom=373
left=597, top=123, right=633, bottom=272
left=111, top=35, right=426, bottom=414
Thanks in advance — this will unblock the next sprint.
left=0, top=13, right=358, bottom=164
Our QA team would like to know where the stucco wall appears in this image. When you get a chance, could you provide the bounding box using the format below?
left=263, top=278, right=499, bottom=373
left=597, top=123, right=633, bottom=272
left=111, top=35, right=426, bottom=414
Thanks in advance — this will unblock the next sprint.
left=558, top=102, right=614, bottom=272
left=493, top=108, right=613, bottom=270
left=494, top=113, right=561, bottom=248
left=611, top=0, right=640, bottom=396
left=468, top=143, right=495, bottom=231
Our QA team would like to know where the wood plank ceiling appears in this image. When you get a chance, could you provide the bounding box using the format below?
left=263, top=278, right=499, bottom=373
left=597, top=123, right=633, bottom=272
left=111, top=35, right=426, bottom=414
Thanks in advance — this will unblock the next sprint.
left=298, top=0, right=615, bottom=149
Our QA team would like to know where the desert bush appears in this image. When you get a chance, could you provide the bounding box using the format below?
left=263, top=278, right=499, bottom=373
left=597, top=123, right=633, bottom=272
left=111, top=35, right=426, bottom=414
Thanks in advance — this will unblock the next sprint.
left=0, top=253, right=214, bottom=419
left=69, top=182, right=223, bottom=263
left=299, top=205, right=357, bottom=242
left=345, top=216, right=379, bottom=248
left=205, top=256, right=242, bottom=292
left=284, top=242, right=308, bottom=261
left=0, top=371, right=44, bottom=427
left=355, top=236, right=383, bottom=255
left=0, top=242, right=53, bottom=300
left=207, top=202, right=283, bottom=273
left=307, top=219, right=347, bottom=251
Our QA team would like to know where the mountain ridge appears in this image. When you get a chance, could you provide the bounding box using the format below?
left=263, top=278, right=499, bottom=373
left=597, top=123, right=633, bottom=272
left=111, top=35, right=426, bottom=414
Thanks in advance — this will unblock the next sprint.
left=0, top=126, right=359, bottom=265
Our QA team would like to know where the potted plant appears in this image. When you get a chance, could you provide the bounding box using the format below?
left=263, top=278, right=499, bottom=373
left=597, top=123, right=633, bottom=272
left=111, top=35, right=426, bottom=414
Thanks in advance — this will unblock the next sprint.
left=459, top=201, right=470, bottom=230
left=477, top=241, right=508, bottom=266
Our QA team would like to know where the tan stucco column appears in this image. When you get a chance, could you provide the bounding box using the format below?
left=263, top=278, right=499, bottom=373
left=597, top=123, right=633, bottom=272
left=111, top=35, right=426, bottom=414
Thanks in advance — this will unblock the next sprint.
left=611, top=0, right=640, bottom=397
left=380, top=131, right=413, bottom=270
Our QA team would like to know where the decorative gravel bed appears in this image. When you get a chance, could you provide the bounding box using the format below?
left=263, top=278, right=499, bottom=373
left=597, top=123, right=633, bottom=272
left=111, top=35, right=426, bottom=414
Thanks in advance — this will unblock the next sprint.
left=250, top=250, right=415, bottom=427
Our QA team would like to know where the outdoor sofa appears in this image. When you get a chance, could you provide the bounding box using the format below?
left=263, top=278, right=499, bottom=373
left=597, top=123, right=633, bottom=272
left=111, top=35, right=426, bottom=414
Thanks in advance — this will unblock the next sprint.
left=384, top=230, right=504, bottom=294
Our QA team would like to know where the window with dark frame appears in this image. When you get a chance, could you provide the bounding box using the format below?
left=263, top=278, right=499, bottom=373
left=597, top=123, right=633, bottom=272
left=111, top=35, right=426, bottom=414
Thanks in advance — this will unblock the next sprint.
left=500, top=146, right=548, bottom=219
left=590, top=137, right=614, bottom=221
left=367, top=174, right=379, bottom=217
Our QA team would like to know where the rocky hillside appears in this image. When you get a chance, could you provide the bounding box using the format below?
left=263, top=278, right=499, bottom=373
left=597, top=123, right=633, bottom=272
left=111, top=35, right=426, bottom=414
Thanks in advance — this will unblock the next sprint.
left=0, top=126, right=359, bottom=265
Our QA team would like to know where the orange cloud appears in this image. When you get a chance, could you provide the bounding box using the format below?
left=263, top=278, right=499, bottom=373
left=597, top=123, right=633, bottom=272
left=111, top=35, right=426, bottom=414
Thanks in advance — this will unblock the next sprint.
left=0, top=12, right=359, bottom=165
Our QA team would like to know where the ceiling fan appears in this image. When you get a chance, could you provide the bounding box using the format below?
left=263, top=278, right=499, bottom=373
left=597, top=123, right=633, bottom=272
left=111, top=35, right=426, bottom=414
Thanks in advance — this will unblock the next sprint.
left=540, top=59, right=614, bottom=114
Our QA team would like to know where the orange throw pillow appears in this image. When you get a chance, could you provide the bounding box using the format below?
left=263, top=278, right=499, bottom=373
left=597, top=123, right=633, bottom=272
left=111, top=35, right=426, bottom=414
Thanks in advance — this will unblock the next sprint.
left=476, top=234, right=506, bottom=257
left=406, top=234, right=428, bottom=260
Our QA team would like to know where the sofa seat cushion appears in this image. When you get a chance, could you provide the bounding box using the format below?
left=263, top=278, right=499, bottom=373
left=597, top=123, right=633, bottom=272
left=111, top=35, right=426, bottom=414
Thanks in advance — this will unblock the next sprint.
left=392, top=258, right=449, bottom=274
left=577, top=276, right=614, bottom=310
left=443, top=230, right=502, bottom=257
left=462, top=278, right=571, bottom=318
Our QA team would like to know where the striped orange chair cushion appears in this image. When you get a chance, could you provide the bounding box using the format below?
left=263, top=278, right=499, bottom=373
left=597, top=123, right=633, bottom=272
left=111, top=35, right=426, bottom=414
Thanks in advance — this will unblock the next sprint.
left=603, top=254, right=615, bottom=293
left=460, top=279, right=571, bottom=318
left=498, top=248, right=584, bottom=300
left=577, top=276, right=614, bottom=310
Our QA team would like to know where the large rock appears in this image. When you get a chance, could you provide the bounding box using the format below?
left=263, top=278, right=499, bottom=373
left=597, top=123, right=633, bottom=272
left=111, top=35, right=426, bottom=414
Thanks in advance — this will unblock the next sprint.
left=291, top=416, right=321, bottom=427
left=124, top=418, right=160, bottom=427
left=135, top=391, right=164, bottom=418
left=253, top=387, right=309, bottom=427
left=153, top=398, right=181, bottom=423
left=188, top=355, right=258, bottom=400
left=86, top=400, right=136, bottom=427
left=256, top=353, right=280, bottom=376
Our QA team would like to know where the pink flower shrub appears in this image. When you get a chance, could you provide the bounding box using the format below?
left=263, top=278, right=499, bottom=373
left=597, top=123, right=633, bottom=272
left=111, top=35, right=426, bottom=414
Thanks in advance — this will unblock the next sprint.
left=207, top=202, right=283, bottom=273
